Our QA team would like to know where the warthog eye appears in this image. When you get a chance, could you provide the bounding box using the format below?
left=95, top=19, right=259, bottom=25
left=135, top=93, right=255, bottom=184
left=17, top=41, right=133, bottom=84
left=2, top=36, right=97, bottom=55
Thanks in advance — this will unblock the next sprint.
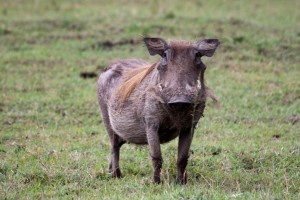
left=162, top=52, right=167, bottom=58
left=160, top=51, right=168, bottom=66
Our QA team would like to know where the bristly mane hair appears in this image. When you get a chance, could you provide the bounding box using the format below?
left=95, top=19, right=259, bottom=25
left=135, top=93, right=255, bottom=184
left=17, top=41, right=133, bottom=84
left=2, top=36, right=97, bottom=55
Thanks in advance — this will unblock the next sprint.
left=115, top=63, right=156, bottom=106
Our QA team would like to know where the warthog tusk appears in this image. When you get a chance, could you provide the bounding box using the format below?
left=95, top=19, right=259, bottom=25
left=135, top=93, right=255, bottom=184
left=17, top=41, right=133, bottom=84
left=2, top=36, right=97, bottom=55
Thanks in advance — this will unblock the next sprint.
left=197, top=79, right=201, bottom=90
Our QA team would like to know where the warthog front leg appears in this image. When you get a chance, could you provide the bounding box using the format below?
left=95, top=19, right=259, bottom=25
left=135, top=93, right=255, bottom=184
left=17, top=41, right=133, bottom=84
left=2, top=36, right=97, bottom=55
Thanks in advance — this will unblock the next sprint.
left=146, top=122, right=163, bottom=184
left=177, top=128, right=193, bottom=184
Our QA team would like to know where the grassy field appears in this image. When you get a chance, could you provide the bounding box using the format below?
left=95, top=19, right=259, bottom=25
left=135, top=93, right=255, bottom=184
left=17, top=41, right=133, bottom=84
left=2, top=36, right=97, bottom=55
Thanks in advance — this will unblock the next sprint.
left=1, top=0, right=299, bottom=199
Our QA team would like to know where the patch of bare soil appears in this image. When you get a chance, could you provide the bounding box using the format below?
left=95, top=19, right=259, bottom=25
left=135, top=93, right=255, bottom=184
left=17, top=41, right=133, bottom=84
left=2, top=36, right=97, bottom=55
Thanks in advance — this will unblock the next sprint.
left=0, top=103, right=4, bottom=112
left=12, top=19, right=85, bottom=31
left=288, top=115, right=300, bottom=125
left=238, top=152, right=255, bottom=170
left=26, top=33, right=98, bottom=45
left=272, top=134, right=281, bottom=139
left=14, top=59, right=64, bottom=67
left=0, top=28, right=12, bottom=35
left=80, top=72, right=98, bottom=79
left=81, top=38, right=139, bottom=51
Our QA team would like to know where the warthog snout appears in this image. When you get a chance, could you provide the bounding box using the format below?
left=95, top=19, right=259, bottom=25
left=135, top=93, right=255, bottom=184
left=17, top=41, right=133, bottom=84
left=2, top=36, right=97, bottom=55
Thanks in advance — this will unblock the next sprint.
left=168, top=96, right=193, bottom=110
left=168, top=96, right=192, bottom=104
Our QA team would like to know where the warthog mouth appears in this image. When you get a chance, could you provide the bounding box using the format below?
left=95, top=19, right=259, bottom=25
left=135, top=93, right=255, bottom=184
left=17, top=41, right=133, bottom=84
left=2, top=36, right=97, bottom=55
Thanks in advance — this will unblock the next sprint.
left=167, top=96, right=193, bottom=110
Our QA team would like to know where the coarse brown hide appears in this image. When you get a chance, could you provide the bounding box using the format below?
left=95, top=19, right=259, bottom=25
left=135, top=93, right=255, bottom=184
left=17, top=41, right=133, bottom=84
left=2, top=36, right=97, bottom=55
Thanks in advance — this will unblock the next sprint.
left=97, top=37, right=220, bottom=184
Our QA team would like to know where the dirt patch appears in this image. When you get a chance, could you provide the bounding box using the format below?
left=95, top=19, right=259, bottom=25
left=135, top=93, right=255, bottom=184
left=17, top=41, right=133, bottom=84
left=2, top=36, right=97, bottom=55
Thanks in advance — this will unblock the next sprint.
left=238, top=152, right=255, bottom=170
left=3, top=119, right=16, bottom=126
left=26, top=33, right=98, bottom=45
left=13, top=19, right=85, bottom=31
left=0, top=103, right=4, bottom=112
left=0, top=28, right=12, bottom=35
left=80, top=72, right=98, bottom=79
left=288, top=115, right=300, bottom=125
left=272, top=134, right=281, bottom=139
left=212, top=148, right=222, bottom=156
left=15, top=59, right=64, bottom=66
left=81, top=38, right=139, bottom=51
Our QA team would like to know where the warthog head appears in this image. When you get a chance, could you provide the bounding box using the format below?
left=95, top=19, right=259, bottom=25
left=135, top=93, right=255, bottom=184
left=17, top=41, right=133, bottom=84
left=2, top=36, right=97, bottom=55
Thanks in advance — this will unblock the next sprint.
left=143, top=37, right=220, bottom=108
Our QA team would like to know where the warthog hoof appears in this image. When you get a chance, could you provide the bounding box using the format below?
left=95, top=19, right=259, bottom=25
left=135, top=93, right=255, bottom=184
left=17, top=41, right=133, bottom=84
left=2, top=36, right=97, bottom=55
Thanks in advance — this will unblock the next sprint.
left=176, top=172, right=187, bottom=184
left=112, top=168, right=122, bottom=178
left=153, top=175, right=162, bottom=184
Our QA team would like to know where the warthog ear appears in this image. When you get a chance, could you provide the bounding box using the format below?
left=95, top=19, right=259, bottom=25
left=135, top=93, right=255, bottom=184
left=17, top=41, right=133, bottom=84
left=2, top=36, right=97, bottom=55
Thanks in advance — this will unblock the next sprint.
left=196, top=39, right=220, bottom=57
left=143, top=37, right=168, bottom=56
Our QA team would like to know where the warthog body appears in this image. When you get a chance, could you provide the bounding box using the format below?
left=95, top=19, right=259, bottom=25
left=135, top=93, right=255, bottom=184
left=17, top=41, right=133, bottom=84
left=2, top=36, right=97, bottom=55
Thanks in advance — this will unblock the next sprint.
left=97, top=37, right=220, bottom=184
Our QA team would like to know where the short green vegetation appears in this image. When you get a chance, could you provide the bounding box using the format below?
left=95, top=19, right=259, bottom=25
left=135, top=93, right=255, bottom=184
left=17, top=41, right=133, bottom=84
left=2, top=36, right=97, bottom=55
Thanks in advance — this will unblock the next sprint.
left=0, top=0, right=299, bottom=199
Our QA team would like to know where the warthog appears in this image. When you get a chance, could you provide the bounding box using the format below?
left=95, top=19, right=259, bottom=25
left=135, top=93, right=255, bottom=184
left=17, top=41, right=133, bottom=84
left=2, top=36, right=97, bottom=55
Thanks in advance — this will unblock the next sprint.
left=97, top=37, right=220, bottom=184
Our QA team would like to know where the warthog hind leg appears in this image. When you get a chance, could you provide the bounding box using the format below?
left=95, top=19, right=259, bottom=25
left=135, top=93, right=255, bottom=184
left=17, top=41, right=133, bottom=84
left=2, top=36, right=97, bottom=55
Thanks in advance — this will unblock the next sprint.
left=99, top=98, right=125, bottom=178
left=109, top=134, right=125, bottom=178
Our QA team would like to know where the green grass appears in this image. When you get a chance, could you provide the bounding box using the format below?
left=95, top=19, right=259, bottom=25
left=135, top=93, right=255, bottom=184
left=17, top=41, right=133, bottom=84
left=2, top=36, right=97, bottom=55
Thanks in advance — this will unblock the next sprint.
left=1, top=0, right=300, bottom=199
